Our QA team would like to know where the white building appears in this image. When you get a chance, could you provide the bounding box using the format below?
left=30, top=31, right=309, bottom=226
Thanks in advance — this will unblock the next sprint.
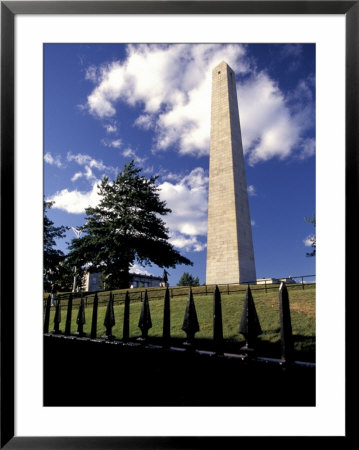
left=256, top=277, right=296, bottom=285
left=83, top=271, right=163, bottom=292
left=130, top=273, right=163, bottom=289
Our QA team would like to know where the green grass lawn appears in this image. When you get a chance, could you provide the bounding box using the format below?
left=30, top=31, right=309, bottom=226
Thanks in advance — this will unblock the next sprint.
left=44, top=283, right=315, bottom=362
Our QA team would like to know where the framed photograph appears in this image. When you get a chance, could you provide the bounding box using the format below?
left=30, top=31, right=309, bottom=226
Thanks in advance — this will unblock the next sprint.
left=1, top=1, right=355, bottom=447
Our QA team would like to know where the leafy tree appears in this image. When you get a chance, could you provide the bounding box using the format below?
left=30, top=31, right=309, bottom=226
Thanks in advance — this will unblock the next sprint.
left=177, top=272, right=200, bottom=287
left=55, top=261, right=85, bottom=292
left=304, top=214, right=316, bottom=257
left=66, top=161, right=192, bottom=289
left=44, top=200, right=66, bottom=287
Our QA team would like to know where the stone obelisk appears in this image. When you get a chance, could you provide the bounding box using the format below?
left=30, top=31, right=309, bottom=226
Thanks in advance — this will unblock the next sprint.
left=206, top=61, right=256, bottom=285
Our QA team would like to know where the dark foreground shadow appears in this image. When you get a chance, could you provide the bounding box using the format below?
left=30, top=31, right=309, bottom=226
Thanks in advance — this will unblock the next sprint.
left=44, top=335, right=315, bottom=407
left=154, top=335, right=315, bottom=363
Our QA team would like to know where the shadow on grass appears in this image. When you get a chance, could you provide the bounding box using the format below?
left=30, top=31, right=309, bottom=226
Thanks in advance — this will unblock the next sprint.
left=136, top=334, right=315, bottom=363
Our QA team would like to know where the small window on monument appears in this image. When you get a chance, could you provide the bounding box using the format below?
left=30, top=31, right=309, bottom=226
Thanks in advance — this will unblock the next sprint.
left=218, top=71, right=221, bottom=74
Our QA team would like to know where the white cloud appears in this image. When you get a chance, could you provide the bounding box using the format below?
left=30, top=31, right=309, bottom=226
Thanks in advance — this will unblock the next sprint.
left=122, top=148, right=147, bottom=165
left=168, top=232, right=206, bottom=252
left=104, top=123, right=118, bottom=134
left=71, top=171, right=83, bottom=182
left=129, top=263, right=152, bottom=276
left=238, top=72, right=303, bottom=165
left=87, top=62, right=126, bottom=117
left=111, top=139, right=122, bottom=148
left=84, top=44, right=315, bottom=164
left=102, top=138, right=122, bottom=148
left=84, top=44, right=247, bottom=156
left=159, top=167, right=208, bottom=252
left=47, top=181, right=101, bottom=214
left=298, top=138, right=316, bottom=159
left=160, top=171, right=184, bottom=183
left=303, top=235, right=315, bottom=247
left=70, top=165, right=96, bottom=183
left=248, top=185, right=256, bottom=196
left=67, top=151, right=118, bottom=175
left=134, top=114, right=154, bottom=130
left=67, top=152, right=102, bottom=169
left=85, top=65, right=99, bottom=83
left=84, top=165, right=95, bottom=180
left=44, top=152, right=63, bottom=168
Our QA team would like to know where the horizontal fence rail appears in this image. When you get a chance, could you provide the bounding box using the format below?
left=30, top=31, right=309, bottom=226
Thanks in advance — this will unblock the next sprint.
left=43, top=274, right=316, bottom=309
left=43, top=279, right=316, bottom=367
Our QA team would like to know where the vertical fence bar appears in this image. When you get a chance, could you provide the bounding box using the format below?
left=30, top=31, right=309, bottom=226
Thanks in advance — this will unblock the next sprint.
left=90, top=292, right=99, bottom=339
left=302, top=276, right=305, bottom=290
left=279, top=282, right=294, bottom=363
left=239, top=285, right=262, bottom=355
left=162, top=287, right=171, bottom=348
left=123, top=291, right=130, bottom=343
left=64, top=293, right=73, bottom=336
left=181, top=288, right=200, bottom=349
left=76, top=294, right=86, bottom=337
left=103, top=292, right=115, bottom=341
left=213, top=285, right=223, bottom=355
left=52, top=297, right=61, bottom=334
left=138, top=290, right=152, bottom=342
left=43, top=295, right=51, bottom=333
left=264, top=280, right=267, bottom=293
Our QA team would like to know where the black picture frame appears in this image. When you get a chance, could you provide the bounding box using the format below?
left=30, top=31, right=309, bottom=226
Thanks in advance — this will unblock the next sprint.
left=1, top=1, right=355, bottom=448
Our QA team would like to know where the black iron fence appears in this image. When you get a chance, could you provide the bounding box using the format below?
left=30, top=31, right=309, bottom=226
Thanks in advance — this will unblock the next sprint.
left=43, top=279, right=315, bottom=367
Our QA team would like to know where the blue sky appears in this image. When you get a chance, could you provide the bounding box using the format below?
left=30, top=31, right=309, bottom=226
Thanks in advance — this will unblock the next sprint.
left=44, top=43, right=315, bottom=286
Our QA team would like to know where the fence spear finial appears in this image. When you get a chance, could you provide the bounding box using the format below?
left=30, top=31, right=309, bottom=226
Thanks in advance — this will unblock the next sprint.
left=239, top=285, right=262, bottom=354
left=279, top=282, right=294, bottom=363
left=103, top=292, right=115, bottom=340
left=138, top=290, right=152, bottom=342
left=182, top=288, right=200, bottom=348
